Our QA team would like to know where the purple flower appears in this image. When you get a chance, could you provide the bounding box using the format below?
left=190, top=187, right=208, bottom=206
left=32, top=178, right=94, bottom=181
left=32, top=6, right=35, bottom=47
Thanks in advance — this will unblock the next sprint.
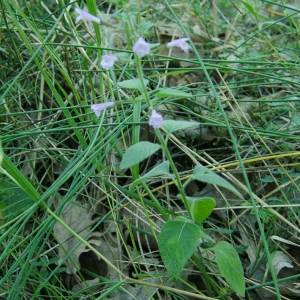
left=75, top=8, right=101, bottom=24
left=167, top=37, right=190, bottom=53
left=100, top=54, right=118, bottom=70
left=149, top=109, right=163, bottom=129
left=91, top=102, right=115, bottom=118
left=132, top=37, right=150, bottom=57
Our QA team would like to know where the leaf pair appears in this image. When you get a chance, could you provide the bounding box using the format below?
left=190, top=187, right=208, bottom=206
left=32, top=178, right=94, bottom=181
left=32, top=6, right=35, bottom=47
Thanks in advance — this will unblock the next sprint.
left=158, top=219, right=245, bottom=297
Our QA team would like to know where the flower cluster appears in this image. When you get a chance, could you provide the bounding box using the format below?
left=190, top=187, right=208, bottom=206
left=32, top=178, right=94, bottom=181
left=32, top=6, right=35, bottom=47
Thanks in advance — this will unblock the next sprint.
left=75, top=8, right=190, bottom=127
left=75, top=7, right=191, bottom=60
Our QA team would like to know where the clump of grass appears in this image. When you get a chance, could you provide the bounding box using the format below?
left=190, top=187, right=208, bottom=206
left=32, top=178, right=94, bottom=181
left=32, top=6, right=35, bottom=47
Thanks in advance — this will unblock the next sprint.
left=1, top=0, right=300, bottom=299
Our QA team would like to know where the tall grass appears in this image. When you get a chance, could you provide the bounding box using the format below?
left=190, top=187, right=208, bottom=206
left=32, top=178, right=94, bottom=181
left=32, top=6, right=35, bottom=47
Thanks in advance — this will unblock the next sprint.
left=1, top=0, right=299, bottom=299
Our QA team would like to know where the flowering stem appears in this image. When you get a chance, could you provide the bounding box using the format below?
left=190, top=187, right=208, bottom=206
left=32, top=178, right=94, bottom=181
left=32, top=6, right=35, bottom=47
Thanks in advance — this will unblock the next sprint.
left=155, top=130, right=190, bottom=216
left=131, top=100, right=141, bottom=179
left=130, top=56, right=151, bottom=179
left=135, top=56, right=151, bottom=107
left=86, top=0, right=104, bottom=102
left=164, top=2, right=280, bottom=297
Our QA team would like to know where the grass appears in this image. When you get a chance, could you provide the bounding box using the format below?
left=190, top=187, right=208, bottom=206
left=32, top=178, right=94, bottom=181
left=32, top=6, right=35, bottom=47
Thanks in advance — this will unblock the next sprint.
left=1, top=0, right=300, bottom=299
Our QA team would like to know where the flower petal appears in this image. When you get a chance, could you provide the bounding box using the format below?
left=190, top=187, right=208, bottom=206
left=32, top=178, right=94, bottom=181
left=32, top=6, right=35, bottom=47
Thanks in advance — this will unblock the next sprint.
left=75, top=8, right=101, bottom=24
left=132, top=37, right=150, bottom=57
left=100, top=54, right=118, bottom=70
left=91, top=102, right=115, bottom=118
left=149, top=109, right=164, bottom=129
left=167, top=37, right=190, bottom=53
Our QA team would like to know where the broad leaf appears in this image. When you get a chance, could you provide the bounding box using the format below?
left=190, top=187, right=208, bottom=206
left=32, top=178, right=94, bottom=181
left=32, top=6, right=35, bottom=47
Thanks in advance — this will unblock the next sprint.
left=192, top=166, right=242, bottom=198
left=54, top=202, right=94, bottom=274
left=213, top=241, right=245, bottom=296
left=163, top=120, right=199, bottom=133
left=132, top=161, right=171, bottom=187
left=118, top=78, right=148, bottom=90
left=142, top=160, right=170, bottom=178
left=158, top=219, right=203, bottom=276
left=156, top=88, right=192, bottom=99
left=186, top=196, right=216, bottom=224
left=271, top=251, right=293, bottom=276
left=120, top=142, right=161, bottom=169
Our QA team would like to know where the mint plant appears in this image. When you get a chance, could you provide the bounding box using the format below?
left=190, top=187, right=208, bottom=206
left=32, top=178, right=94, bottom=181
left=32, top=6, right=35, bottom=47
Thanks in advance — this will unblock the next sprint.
left=115, top=29, right=246, bottom=296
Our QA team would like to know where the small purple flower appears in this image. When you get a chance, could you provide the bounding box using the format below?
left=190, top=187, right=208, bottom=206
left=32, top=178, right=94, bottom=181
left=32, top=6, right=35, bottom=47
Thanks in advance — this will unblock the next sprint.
left=132, top=37, right=150, bottom=57
left=167, top=37, right=190, bottom=53
left=100, top=54, right=118, bottom=70
left=91, top=102, right=115, bottom=118
left=75, top=8, right=101, bottom=24
left=149, top=109, right=163, bottom=129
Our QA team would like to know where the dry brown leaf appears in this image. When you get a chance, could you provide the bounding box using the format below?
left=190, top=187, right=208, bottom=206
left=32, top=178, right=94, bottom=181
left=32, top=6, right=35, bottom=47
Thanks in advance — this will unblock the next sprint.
left=271, top=251, right=293, bottom=277
left=54, top=202, right=94, bottom=274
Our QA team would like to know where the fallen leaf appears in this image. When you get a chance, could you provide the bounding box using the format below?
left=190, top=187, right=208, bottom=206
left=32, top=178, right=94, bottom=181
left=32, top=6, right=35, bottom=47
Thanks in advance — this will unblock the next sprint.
left=272, top=251, right=293, bottom=276
left=54, top=202, right=94, bottom=274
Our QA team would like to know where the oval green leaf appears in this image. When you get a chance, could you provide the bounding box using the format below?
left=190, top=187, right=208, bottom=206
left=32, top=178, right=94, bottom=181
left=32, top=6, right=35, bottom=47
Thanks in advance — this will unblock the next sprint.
left=156, top=88, right=192, bottom=99
left=158, top=219, right=203, bottom=276
left=186, top=196, right=216, bottom=224
left=213, top=241, right=245, bottom=297
left=118, top=78, right=148, bottom=90
left=132, top=160, right=171, bottom=185
left=120, top=141, right=161, bottom=169
left=163, top=120, right=199, bottom=133
left=192, top=166, right=242, bottom=198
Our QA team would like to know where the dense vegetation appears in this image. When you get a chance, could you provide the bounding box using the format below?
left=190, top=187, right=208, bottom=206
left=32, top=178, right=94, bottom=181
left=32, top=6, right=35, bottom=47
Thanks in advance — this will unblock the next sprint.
left=1, top=1, right=299, bottom=299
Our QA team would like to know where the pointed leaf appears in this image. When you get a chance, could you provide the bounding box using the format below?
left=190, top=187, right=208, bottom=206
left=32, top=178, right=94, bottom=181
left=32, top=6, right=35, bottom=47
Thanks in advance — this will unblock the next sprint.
left=192, top=166, right=242, bottom=198
left=142, top=160, right=170, bottom=178
left=163, top=120, right=199, bottom=133
left=214, top=241, right=245, bottom=296
left=136, top=161, right=170, bottom=180
left=131, top=161, right=172, bottom=187
left=186, top=196, right=216, bottom=224
left=118, top=78, right=148, bottom=90
left=120, top=142, right=161, bottom=169
left=158, top=219, right=203, bottom=276
left=0, top=179, right=33, bottom=221
left=241, top=1, right=260, bottom=18
left=156, top=88, right=192, bottom=99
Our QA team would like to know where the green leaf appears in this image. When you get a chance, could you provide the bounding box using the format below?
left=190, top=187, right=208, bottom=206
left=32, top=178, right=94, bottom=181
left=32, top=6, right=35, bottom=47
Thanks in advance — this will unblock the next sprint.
left=294, top=115, right=300, bottom=125
left=213, top=241, right=245, bottom=296
left=120, top=142, right=161, bottom=169
left=138, top=21, right=154, bottom=32
left=186, top=196, right=215, bottom=224
left=192, top=166, right=242, bottom=198
left=241, top=1, right=257, bottom=16
left=156, top=88, right=192, bottom=99
left=142, top=160, right=170, bottom=178
left=0, top=143, right=40, bottom=202
left=118, top=78, right=148, bottom=90
left=132, top=161, right=171, bottom=187
left=0, top=178, right=33, bottom=221
left=163, top=120, right=199, bottom=133
left=158, top=219, right=203, bottom=276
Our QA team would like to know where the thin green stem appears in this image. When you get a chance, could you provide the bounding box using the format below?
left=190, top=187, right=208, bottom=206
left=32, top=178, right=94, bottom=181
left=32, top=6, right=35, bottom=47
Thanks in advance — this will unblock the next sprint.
left=155, top=130, right=190, bottom=216
left=163, top=1, right=281, bottom=298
